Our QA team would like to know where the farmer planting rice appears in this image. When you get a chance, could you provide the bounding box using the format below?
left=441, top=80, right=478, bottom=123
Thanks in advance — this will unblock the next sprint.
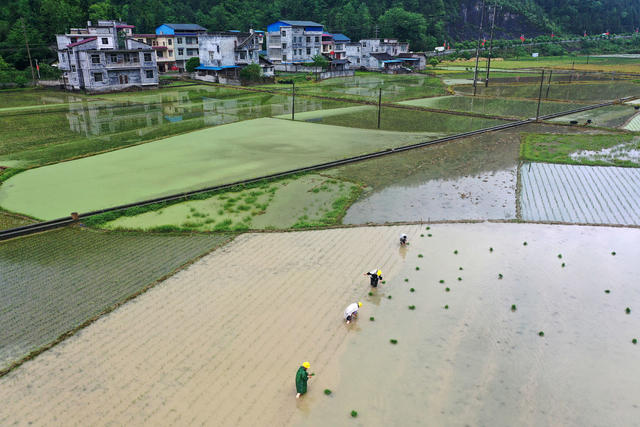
left=400, top=233, right=408, bottom=246
left=365, top=269, right=383, bottom=287
left=344, top=302, right=363, bottom=324
left=295, top=362, right=311, bottom=399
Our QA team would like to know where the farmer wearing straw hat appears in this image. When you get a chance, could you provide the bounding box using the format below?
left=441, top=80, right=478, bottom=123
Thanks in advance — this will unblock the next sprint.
left=344, top=302, right=362, bottom=324
left=295, top=362, right=311, bottom=399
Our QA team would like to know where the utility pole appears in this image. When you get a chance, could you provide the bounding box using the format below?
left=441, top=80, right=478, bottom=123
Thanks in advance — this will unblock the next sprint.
left=377, top=87, right=382, bottom=129
left=536, top=69, right=545, bottom=121
left=21, top=18, right=36, bottom=84
left=545, top=69, right=553, bottom=99
left=485, top=2, right=498, bottom=87
left=472, top=0, right=487, bottom=96
left=291, top=81, right=295, bottom=120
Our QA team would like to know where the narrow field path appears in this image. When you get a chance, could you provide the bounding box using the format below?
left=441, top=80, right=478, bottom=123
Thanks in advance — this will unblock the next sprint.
left=0, top=225, right=420, bottom=426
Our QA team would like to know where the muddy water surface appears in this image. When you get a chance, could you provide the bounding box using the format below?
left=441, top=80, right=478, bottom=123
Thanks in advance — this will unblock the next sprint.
left=293, top=223, right=640, bottom=426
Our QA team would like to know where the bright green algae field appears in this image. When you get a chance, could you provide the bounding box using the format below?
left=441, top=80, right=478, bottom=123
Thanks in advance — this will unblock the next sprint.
left=0, top=118, right=438, bottom=220
left=0, top=227, right=231, bottom=371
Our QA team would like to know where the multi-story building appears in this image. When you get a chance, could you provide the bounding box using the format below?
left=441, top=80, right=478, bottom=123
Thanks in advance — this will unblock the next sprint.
left=266, top=20, right=323, bottom=63
left=133, top=33, right=176, bottom=72
left=155, top=23, right=208, bottom=71
left=345, top=42, right=362, bottom=68
left=331, top=33, right=350, bottom=59
left=56, top=20, right=158, bottom=92
left=360, top=38, right=410, bottom=57
left=321, top=33, right=334, bottom=56
left=195, top=31, right=263, bottom=83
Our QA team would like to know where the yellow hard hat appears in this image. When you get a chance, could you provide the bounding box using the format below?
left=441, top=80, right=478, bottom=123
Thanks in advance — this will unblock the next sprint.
left=358, top=302, right=363, bottom=307
left=377, top=270, right=382, bottom=276
left=302, top=362, right=310, bottom=369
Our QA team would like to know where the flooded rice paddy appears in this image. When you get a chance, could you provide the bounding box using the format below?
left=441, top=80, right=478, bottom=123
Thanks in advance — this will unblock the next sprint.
left=548, top=104, right=639, bottom=128
left=1, top=224, right=638, bottom=426
left=520, top=162, right=640, bottom=225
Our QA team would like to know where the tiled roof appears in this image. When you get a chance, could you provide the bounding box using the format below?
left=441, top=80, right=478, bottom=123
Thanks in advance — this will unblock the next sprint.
left=164, top=23, right=207, bottom=31
left=280, top=20, right=323, bottom=27
left=331, top=33, right=351, bottom=41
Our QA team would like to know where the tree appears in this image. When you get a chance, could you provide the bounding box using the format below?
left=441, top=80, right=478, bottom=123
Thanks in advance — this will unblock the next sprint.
left=377, top=7, right=428, bottom=51
left=429, top=57, right=439, bottom=68
left=185, top=57, right=200, bottom=73
left=310, top=54, right=329, bottom=70
left=89, top=0, right=116, bottom=23
left=239, top=63, right=261, bottom=82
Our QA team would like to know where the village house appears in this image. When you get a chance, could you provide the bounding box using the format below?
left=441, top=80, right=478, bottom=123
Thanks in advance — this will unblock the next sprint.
left=360, top=38, right=410, bottom=57
left=194, top=31, right=263, bottom=84
left=345, top=42, right=362, bottom=68
left=56, top=20, right=158, bottom=92
left=132, top=33, right=176, bottom=72
left=321, top=33, right=334, bottom=56
left=331, top=33, right=350, bottom=59
left=266, top=20, right=323, bottom=63
left=155, top=23, right=208, bottom=71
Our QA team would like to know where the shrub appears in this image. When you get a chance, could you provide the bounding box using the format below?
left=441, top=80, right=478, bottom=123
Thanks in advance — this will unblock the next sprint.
left=239, top=63, right=262, bottom=82
left=185, top=57, right=200, bottom=73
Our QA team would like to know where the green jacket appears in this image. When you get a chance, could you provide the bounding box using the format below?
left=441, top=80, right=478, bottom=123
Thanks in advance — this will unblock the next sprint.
left=295, top=366, right=308, bottom=394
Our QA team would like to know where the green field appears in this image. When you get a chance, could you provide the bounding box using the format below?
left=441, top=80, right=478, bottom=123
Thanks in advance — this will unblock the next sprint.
left=0, top=86, right=353, bottom=168
left=98, top=174, right=360, bottom=231
left=0, top=227, right=231, bottom=372
left=441, top=55, right=640, bottom=73
left=399, top=95, right=587, bottom=118
left=454, top=81, right=640, bottom=102
left=0, top=118, right=440, bottom=220
left=520, top=133, right=640, bottom=167
left=548, top=104, right=639, bottom=128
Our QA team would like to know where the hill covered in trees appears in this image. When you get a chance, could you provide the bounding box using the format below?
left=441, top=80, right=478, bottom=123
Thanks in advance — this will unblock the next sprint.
left=1, top=0, right=640, bottom=68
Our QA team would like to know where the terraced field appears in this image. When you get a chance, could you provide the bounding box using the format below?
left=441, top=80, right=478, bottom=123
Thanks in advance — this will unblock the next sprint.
left=0, top=227, right=231, bottom=371
left=520, top=162, right=640, bottom=224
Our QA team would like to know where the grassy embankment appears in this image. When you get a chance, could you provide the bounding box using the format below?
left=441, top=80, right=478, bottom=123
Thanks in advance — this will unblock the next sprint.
left=521, top=133, right=640, bottom=167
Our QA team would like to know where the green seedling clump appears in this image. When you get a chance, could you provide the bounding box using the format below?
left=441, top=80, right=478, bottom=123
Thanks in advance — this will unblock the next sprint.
left=445, top=287, right=450, bottom=292
left=523, top=242, right=528, bottom=246
left=416, top=266, right=420, bottom=271
left=561, top=263, right=565, bottom=267
left=498, top=273, right=503, bottom=279
left=368, top=292, right=373, bottom=296
left=426, top=226, right=430, bottom=230
left=457, top=277, right=462, bottom=281
left=382, top=281, right=386, bottom=284
left=626, top=307, right=631, bottom=314
left=454, top=250, right=458, bottom=254
left=324, top=389, right=332, bottom=395
left=410, top=288, right=415, bottom=292
left=489, top=247, right=493, bottom=252
left=389, top=339, right=398, bottom=344
left=408, top=305, right=416, bottom=310
left=511, top=304, right=517, bottom=311
left=605, top=290, right=611, bottom=294
left=558, top=254, right=562, bottom=259
left=428, top=234, right=432, bottom=237
left=459, top=267, right=463, bottom=271
left=388, top=295, right=392, bottom=299
left=611, top=251, right=616, bottom=256
left=351, top=410, right=358, bottom=418
left=369, top=316, right=374, bottom=321
left=420, top=234, right=424, bottom=237
left=633, top=338, right=637, bottom=344
left=444, top=305, right=449, bottom=309
left=439, top=279, right=444, bottom=284
left=404, top=278, right=409, bottom=282
left=418, top=254, right=424, bottom=258
left=538, top=331, right=544, bottom=337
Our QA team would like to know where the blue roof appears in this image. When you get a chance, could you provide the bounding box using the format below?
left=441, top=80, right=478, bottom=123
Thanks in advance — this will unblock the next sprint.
left=383, top=58, right=419, bottom=63
left=331, top=33, right=351, bottom=42
left=267, top=20, right=323, bottom=33
left=195, top=65, right=240, bottom=71
left=279, top=20, right=323, bottom=27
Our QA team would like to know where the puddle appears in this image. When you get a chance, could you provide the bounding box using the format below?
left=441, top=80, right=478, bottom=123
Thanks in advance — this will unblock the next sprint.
left=568, top=138, right=640, bottom=163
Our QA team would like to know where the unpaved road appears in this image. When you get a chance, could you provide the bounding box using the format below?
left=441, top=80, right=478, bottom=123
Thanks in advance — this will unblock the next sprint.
left=0, top=226, right=416, bottom=426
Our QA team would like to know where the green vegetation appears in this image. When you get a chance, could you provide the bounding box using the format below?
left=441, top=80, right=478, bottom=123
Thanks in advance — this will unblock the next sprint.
left=387, top=295, right=392, bottom=299
left=239, top=64, right=262, bottom=82
left=445, top=287, right=450, bottom=292
left=521, top=134, right=640, bottom=168
left=368, top=292, right=373, bottom=296
left=453, top=250, right=458, bottom=254
left=351, top=410, right=358, bottom=418
left=511, top=304, right=517, bottom=311
left=418, top=254, right=423, bottom=258
left=369, top=316, right=374, bottom=321
left=489, top=247, right=493, bottom=252
left=415, top=266, right=420, bottom=271
left=185, top=57, right=200, bottom=73
left=439, top=279, right=444, bottom=284
left=324, top=389, right=332, bottom=395
left=539, top=331, right=545, bottom=337
left=558, top=254, right=562, bottom=258
left=498, top=273, right=503, bottom=279
left=404, top=278, right=409, bottom=282
left=605, top=290, right=611, bottom=293
left=408, top=305, right=416, bottom=310
left=562, top=262, right=566, bottom=267
left=444, top=305, right=449, bottom=309
left=459, top=267, right=463, bottom=270
left=457, top=277, right=462, bottom=281
left=633, top=339, right=638, bottom=345
left=0, top=227, right=231, bottom=371
left=626, top=307, right=631, bottom=314
left=389, top=339, right=398, bottom=345
left=410, top=288, right=415, bottom=292
left=523, top=242, right=528, bottom=245
left=612, top=251, right=617, bottom=255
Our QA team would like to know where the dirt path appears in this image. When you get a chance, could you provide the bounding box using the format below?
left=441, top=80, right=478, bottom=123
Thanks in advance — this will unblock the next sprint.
left=0, top=225, right=420, bottom=426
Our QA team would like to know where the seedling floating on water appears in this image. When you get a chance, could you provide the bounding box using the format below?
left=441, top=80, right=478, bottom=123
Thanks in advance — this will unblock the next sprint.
left=416, top=266, right=420, bottom=271
left=389, top=339, right=398, bottom=344
left=611, top=251, right=616, bottom=256
left=439, top=279, right=445, bottom=284
left=626, top=307, right=631, bottom=314
left=410, top=288, right=415, bottom=292
left=445, top=287, right=450, bottom=292
left=605, top=290, right=611, bottom=294
left=409, top=305, right=416, bottom=310
left=418, top=254, right=424, bottom=258
left=498, top=273, right=503, bottom=279
left=351, top=410, right=358, bottom=418
left=324, top=389, right=332, bottom=395
left=511, top=304, right=517, bottom=311
left=539, top=331, right=544, bottom=337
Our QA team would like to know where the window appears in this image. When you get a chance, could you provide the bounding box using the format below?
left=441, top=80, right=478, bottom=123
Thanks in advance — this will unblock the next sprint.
left=132, top=54, right=139, bottom=63
left=306, top=47, right=311, bottom=55
left=306, top=37, right=310, bottom=43
left=358, top=47, right=360, bottom=52
left=152, top=40, right=158, bottom=46
left=216, top=45, right=220, bottom=53
left=168, top=38, right=172, bottom=45
left=71, top=65, right=76, bottom=72
left=101, top=38, right=108, bottom=45
left=168, top=50, right=173, bottom=56
left=157, top=50, right=164, bottom=58
left=315, top=36, right=319, bottom=43
left=70, top=37, right=77, bottom=43
left=93, top=72, right=103, bottom=82
left=144, top=53, right=152, bottom=62
left=146, top=70, right=154, bottom=79
left=282, top=43, right=287, bottom=49
left=178, top=48, right=184, bottom=55
left=110, top=54, right=118, bottom=62
left=282, top=54, right=287, bottom=61
left=357, top=58, right=360, bottom=63
left=138, top=39, right=143, bottom=43
left=186, top=37, right=195, bottom=44
left=177, top=37, right=183, bottom=44
left=281, top=30, right=286, bottom=36
left=91, top=54, right=100, bottom=64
